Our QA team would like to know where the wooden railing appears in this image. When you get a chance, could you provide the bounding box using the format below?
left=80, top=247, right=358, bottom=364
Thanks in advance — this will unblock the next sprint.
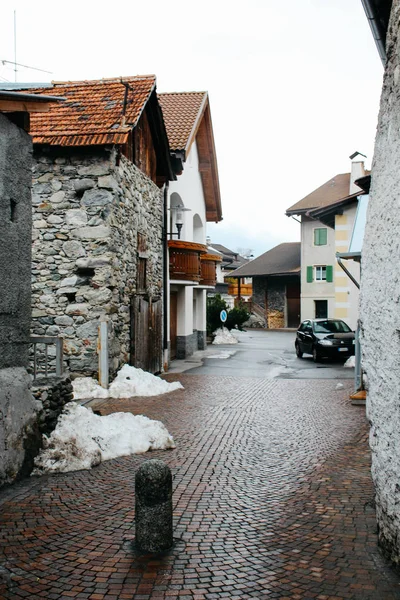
left=168, top=240, right=207, bottom=282
left=200, top=253, right=222, bottom=286
left=30, top=336, right=64, bottom=380
left=227, top=282, right=253, bottom=296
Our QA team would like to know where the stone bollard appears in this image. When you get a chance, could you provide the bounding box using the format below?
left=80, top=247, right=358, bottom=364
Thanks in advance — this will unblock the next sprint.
left=135, top=459, right=173, bottom=552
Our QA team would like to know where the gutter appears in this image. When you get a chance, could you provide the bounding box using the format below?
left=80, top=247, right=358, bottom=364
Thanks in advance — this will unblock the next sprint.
left=360, top=0, right=388, bottom=65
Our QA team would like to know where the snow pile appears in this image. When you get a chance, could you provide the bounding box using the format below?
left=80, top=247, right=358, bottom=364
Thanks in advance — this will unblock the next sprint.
left=212, top=327, right=239, bottom=345
left=73, top=364, right=183, bottom=400
left=33, top=402, right=176, bottom=475
left=344, top=356, right=356, bottom=368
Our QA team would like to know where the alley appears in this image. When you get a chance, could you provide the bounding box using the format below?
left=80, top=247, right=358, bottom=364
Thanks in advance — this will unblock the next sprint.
left=1, top=369, right=400, bottom=599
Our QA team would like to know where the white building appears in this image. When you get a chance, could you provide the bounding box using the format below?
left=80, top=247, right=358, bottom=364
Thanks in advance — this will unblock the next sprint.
left=159, top=92, right=222, bottom=360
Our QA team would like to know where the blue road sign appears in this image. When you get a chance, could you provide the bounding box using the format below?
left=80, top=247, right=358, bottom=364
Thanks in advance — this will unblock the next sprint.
left=220, top=310, right=227, bottom=323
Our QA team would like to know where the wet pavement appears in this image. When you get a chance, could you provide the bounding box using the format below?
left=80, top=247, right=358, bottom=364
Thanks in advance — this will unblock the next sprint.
left=1, top=335, right=399, bottom=599
left=168, top=330, right=355, bottom=380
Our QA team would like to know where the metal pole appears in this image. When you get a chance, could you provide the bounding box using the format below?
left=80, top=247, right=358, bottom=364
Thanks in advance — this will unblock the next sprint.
left=98, top=320, right=109, bottom=389
left=14, top=11, right=17, bottom=82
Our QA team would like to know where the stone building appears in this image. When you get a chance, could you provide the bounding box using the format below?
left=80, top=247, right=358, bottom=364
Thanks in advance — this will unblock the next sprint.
left=0, top=90, right=58, bottom=486
left=230, top=243, right=301, bottom=328
left=16, top=76, right=175, bottom=379
left=359, top=0, right=400, bottom=565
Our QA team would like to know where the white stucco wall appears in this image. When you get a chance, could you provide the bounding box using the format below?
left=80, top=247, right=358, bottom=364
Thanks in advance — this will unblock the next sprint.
left=360, top=0, right=400, bottom=565
left=167, top=141, right=208, bottom=354
left=300, top=216, right=336, bottom=320
left=168, top=141, right=206, bottom=243
left=334, top=204, right=360, bottom=331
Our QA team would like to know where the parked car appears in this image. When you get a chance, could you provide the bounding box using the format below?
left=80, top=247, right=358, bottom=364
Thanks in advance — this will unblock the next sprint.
left=295, top=318, right=355, bottom=362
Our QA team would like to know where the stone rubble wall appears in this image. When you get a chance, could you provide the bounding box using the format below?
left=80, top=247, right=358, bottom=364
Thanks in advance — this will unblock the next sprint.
left=32, top=146, right=163, bottom=379
left=253, top=277, right=286, bottom=328
left=360, top=0, right=400, bottom=565
left=32, top=375, right=74, bottom=436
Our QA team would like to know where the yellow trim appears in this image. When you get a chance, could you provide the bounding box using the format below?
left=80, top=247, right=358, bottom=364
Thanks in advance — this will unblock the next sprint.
left=336, top=230, right=349, bottom=241
left=336, top=215, right=348, bottom=225
left=335, top=307, right=348, bottom=318
left=335, top=292, right=348, bottom=303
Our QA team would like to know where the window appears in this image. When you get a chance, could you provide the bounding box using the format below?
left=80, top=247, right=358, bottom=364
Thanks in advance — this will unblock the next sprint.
left=315, top=300, right=328, bottom=319
left=307, top=265, right=333, bottom=283
left=314, top=228, right=327, bottom=246
left=315, top=265, right=327, bottom=281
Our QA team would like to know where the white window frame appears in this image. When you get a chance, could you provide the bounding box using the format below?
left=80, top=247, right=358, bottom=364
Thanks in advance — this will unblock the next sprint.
left=314, top=265, right=327, bottom=282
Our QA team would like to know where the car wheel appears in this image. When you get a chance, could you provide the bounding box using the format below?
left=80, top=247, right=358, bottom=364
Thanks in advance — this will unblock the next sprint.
left=295, top=342, right=303, bottom=358
left=312, top=347, right=320, bottom=363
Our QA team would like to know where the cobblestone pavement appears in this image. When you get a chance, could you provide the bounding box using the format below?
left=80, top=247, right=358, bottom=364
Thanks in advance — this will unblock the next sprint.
left=1, top=375, right=400, bottom=599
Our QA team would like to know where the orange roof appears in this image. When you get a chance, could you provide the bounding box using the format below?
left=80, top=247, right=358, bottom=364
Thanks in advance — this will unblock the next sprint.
left=158, top=92, right=207, bottom=154
left=27, top=76, right=156, bottom=146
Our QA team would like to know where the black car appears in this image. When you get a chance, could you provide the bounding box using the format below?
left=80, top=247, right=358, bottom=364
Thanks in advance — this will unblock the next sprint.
left=295, top=318, right=355, bottom=362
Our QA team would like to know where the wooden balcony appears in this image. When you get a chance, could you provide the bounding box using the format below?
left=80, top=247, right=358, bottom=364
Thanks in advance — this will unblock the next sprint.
left=168, top=240, right=207, bottom=282
left=227, top=282, right=253, bottom=296
left=199, top=253, right=222, bottom=287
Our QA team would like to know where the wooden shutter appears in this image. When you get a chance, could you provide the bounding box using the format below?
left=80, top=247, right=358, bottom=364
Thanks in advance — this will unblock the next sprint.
left=326, top=265, right=333, bottom=282
left=307, top=266, right=313, bottom=282
left=314, top=228, right=327, bottom=245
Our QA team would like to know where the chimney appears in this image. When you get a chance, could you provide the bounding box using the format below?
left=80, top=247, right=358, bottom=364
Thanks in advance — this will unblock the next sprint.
left=349, top=151, right=367, bottom=194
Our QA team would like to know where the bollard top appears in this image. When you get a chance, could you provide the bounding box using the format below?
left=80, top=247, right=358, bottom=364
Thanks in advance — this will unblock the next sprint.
left=135, top=459, right=172, bottom=506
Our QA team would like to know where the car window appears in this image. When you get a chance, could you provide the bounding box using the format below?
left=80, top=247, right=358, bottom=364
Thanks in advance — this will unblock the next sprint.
left=299, top=322, right=308, bottom=331
left=313, top=320, right=351, bottom=333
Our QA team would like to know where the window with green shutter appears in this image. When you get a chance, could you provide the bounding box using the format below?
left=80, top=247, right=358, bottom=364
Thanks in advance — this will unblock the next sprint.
left=314, top=228, right=327, bottom=246
left=307, top=266, right=313, bottom=282
left=326, top=265, right=333, bottom=282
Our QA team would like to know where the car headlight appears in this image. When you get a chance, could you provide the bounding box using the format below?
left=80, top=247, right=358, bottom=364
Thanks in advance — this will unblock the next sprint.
left=318, top=339, right=333, bottom=346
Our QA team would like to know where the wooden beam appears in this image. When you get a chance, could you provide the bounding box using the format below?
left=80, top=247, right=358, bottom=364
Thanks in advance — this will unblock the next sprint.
left=0, top=100, right=53, bottom=113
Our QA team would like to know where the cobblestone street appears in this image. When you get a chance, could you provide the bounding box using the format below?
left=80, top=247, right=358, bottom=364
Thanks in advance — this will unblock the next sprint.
left=1, top=375, right=400, bottom=599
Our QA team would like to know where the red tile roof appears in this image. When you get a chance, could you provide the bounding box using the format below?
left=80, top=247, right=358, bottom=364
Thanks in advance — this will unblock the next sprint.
left=26, top=76, right=156, bottom=146
left=158, top=92, right=207, bottom=153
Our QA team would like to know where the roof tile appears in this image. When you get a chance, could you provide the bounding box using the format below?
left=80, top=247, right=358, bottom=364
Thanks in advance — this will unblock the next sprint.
left=158, top=92, right=207, bottom=152
left=25, top=76, right=156, bottom=146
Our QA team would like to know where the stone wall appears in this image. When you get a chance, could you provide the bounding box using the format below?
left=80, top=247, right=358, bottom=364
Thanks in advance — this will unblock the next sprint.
left=360, top=0, right=400, bottom=565
left=0, top=114, right=32, bottom=368
left=31, top=146, right=163, bottom=379
left=32, top=375, right=74, bottom=436
left=253, top=277, right=286, bottom=328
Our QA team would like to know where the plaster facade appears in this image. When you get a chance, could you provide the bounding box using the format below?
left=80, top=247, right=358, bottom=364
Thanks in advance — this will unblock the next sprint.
left=168, top=141, right=208, bottom=358
left=334, top=205, right=360, bottom=331
left=360, top=0, right=400, bottom=565
left=300, top=216, right=336, bottom=321
left=31, top=146, right=163, bottom=378
left=0, top=113, right=40, bottom=487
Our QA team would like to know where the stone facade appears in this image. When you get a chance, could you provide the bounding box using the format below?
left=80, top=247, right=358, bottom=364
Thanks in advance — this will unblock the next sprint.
left=253, top=277, right=287, bottom=329
left=176, top=332, right=198, bottom=360
left=360, top=0, right=400, bottom=565
left=0, top=113, right=40, bottom=487
left=31, top=146, right=163, bottom=378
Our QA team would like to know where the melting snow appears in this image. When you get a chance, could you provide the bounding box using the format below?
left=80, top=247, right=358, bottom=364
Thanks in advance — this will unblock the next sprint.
left=33, top=402, right=176, bottom=475
left=73, top=364, right=183, bottom=400
left=212, top=327, right=239, bottom=345
left=207, top=350, right=237, bottom=359
left=344, top=356, right=356, bottom=368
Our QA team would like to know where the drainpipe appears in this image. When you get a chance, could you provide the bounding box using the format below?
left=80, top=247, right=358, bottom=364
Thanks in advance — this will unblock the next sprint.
left=163, top=180, right=169, bottom=371
left=336, top=253, right=363, bottom=391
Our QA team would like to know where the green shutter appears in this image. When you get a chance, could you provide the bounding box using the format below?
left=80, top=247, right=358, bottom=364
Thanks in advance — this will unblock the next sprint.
left=326, top=265, right=333, bottom=282
left=314, top=228, right=327, bottom=245
left=307, top=266, right=313, bottom=283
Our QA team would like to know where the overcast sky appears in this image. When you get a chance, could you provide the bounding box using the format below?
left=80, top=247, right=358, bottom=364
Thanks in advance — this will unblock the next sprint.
left=0, top=0, right=383, bottom=257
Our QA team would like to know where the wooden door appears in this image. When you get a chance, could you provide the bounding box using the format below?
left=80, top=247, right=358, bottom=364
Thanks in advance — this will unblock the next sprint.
left=170, top=292, right=178, bottom=360
left=130, top=296, right=162, bottom=373
left=286, top=282, right=300, bottom=328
